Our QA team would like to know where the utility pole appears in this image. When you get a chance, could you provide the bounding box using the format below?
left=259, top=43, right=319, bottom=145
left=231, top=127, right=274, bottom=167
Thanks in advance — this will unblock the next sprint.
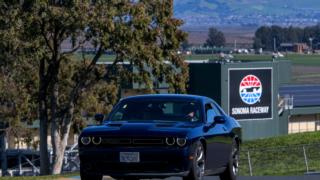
left=273, top=38, right=276, bottom=52
left=309, top=37, right=313, bottom=52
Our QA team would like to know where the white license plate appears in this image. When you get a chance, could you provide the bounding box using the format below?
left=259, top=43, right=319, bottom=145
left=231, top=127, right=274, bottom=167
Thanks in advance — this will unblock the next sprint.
left=120, top=152, right=140, bottom=163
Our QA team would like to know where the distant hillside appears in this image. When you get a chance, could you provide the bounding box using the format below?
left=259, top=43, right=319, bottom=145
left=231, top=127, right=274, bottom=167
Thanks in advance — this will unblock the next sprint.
left=174, top=0, right=320, bottom=27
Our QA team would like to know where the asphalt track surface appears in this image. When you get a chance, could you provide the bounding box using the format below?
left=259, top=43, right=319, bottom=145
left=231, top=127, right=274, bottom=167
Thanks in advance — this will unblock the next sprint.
left=71, top=174, right=320, bottom=180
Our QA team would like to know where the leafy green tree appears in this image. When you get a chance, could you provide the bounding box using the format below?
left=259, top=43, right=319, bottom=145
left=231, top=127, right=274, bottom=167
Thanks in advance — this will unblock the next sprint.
left=253, top=38, right=263, bottom=50
left=303, top=24, right=320, bottom=48
left=0, top=0, right=187, bottom=175
left=254, top=26, right=284, bottom=51
left=254, top=26, right=272, bottom=50
left=286, top=26, right=299, bottom=43
left=254, top=25, right=314, bottom=51
left=0, top=3, right=39, bottom=171
left=205, top=27, right=226, bottom=48
left=271, top=25, right=284, bottom=51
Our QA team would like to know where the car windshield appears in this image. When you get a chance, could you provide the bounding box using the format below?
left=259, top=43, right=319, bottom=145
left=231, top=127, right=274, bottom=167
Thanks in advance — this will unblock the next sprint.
left=109, top=99, right=202, bottom=122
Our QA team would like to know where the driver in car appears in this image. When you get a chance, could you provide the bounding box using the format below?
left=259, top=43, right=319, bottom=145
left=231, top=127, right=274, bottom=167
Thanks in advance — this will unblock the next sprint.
left=183, top=103, right=199, bottom=122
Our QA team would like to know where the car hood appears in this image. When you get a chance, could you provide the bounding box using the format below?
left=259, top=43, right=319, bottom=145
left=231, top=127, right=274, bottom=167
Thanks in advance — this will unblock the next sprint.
left=80, top=121, right=202, bottom=137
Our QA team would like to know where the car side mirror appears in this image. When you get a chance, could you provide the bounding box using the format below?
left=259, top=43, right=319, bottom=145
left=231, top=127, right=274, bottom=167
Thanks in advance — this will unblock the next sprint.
left=214, top=116, right=226, bottom=124
left=94, top=113, right=104, bottom=124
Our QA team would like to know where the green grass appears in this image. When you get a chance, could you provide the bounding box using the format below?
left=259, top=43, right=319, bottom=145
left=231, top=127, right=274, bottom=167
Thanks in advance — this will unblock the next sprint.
left=242, top=131, right=320, bottom=149
left=0, top=173, right=78, bottom=180
left=184, top=54, right=320, bottom=66
left=184, top=54, right=273, bottom=61
left=239, top=131, right=320, bottom=176
left=286, top=54, right=320, bottom=66
left=73, top=53, right=320, bottom=66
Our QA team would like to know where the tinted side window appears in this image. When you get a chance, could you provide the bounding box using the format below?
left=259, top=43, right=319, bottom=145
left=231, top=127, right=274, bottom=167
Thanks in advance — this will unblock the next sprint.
left=205, top=103, right=214, bottom=121
left=213, top=103, right=225, bottom=116
left=212, top=105, right=222, bottom=116
left=205, top=103, right=213, bottom=112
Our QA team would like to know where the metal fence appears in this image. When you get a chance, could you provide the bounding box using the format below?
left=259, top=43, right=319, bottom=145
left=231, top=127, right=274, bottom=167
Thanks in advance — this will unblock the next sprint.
left=61, top=148, right=80, bottom=173
left=239, top=143, right=320, bottom=176
left=2, top=143, right=320, bottom=177
left=0, top=148, right=79, bottom=177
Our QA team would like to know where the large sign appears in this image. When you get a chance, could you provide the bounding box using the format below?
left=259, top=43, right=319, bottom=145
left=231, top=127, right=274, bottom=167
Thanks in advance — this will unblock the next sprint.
left=229, top=68, right=272, bottom=120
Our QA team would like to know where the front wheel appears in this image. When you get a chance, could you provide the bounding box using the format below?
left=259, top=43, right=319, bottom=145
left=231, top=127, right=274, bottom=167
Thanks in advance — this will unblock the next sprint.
left=219, top=140, right=239, bottom=180
left=183, top=141, right=205, bottom=180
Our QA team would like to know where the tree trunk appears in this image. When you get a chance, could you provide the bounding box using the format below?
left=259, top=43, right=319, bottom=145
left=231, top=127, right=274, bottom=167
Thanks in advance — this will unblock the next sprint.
left=39, top=59, right=50, bottom=175
left=50, top=68, right=75, bottom=174
left=51, top=126, right=65, bottom=175
left=50, top=73, right=61, bottom=174
left=51, top=124, right=70, bottom=174
left=51, top=103, right=74, bottom=174
left=0, top=131, right=8, bottom=176
left=39, top=98, right=50, bottom=175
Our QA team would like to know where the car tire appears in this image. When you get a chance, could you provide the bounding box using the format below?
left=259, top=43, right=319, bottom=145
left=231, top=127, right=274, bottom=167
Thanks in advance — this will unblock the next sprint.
left=80, top=167, right=102, bottom=180
left=219, top=139, right=239, bottom=180
left=183, top=141, right=205, bottom=180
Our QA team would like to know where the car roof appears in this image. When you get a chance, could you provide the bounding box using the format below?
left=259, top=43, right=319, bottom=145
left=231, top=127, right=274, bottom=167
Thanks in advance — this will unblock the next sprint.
left=121, top=94, right=211, bottom=102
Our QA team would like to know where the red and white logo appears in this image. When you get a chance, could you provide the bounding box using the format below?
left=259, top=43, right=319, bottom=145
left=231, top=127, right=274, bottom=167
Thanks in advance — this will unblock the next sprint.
left=239, top=75, right=262, bottom=105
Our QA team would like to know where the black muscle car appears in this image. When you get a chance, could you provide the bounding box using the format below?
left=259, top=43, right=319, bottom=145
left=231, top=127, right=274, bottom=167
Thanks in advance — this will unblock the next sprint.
left=79, top=94, right=242, bottom=180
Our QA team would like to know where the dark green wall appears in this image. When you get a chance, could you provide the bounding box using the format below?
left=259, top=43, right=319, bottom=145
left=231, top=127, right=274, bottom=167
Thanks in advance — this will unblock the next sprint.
left=188, top=63, right=221, bottom=104
left=277, top=60, right=292, bottom=85
left=188, top=60, right=291, bottom=140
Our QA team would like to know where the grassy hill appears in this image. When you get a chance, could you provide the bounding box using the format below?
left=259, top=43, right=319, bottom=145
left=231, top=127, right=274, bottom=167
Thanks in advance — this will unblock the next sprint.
left=242, top=131, right=320, bottom=150
left=174, top=0, right=320, bottom=17
left=240, top=131, right=320, bottom=176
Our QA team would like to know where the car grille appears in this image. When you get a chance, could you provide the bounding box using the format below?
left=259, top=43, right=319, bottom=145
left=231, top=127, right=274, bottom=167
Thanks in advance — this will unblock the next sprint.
left=102, top=138, right=131, bottom=145
left=99, top=137, right=165, bottom=147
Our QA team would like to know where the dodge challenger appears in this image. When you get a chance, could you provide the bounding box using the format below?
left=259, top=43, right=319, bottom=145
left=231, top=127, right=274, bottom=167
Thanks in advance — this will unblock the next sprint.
left=79, top=94, right=241, bottom=180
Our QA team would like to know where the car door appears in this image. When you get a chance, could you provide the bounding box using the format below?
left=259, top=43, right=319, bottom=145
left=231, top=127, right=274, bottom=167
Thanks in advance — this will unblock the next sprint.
left=204, top=102, right=233, bottom=173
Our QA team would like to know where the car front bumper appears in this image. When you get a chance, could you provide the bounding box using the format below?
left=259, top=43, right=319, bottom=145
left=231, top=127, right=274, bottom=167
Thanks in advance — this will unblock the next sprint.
left=79, top=146, right=193, bottom=177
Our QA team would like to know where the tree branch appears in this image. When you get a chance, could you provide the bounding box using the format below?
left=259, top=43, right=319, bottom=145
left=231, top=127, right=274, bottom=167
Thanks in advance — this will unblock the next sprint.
left=40, top=20, right=54, bottom=53
left=59, top=45, right=104, bottom=135
left=61, top=38, right=86, bottom=56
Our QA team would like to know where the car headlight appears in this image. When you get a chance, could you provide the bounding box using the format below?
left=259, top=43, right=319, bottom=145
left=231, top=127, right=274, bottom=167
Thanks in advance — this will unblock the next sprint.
left=165, top=137, right=175, bottom=146
left=176, top=138, right=187, bottom=147
left=92, top=137, right=102, bottom=145
left=81, top=137, right=91, bottom=145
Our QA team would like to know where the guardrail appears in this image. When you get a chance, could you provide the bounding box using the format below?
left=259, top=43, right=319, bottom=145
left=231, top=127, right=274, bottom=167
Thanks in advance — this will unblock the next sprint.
left=239, top=143, right=320, bottom=176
